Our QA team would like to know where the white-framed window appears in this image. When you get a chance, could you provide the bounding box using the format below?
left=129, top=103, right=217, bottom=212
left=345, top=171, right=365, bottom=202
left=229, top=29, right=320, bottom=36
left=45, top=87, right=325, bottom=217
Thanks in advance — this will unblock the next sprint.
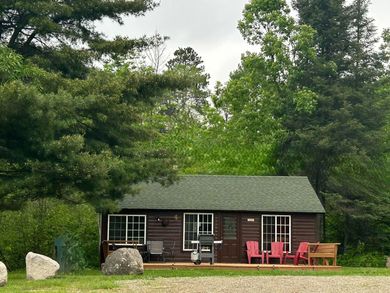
left=261, top=215, right=291, bottom=252
left=183, top=213, right=213, bottom=251
left=107, top=214, right=146, bottom=245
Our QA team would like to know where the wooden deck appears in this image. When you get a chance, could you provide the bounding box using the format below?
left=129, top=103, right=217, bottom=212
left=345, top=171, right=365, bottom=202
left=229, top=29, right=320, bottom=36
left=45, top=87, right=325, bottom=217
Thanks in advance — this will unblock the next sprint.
left=144, top=262, right=341, bottom=271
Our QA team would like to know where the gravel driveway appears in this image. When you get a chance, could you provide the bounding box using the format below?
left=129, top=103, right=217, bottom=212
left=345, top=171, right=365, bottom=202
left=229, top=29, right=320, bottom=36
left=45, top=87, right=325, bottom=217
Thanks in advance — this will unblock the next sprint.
left=119, top=276, right=390, bottom=293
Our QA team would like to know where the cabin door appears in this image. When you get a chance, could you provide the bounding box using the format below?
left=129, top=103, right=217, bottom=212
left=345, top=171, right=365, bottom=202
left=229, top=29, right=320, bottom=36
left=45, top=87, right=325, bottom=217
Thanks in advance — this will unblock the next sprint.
left=220, top=214, right=240, bottom=263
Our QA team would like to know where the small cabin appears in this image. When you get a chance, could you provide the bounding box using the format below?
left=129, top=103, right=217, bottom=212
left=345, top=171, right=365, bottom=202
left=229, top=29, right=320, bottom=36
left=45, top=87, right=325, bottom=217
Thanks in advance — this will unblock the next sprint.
left=99, top=175, right=325, bottom=263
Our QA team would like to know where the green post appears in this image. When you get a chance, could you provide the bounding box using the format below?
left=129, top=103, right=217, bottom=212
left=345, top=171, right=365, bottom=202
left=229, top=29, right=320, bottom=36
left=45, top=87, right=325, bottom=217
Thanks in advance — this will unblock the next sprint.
left=55, top=236, right=67, bottom=272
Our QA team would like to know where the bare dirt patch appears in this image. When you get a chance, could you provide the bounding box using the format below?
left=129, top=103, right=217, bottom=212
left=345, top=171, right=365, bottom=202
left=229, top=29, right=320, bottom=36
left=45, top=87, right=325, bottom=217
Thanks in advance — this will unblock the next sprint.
left=119, top=276, right=390, bottom=293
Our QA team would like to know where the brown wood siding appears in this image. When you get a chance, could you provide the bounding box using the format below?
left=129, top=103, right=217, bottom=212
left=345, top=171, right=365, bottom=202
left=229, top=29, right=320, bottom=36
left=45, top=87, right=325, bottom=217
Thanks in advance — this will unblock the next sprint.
left=100, top=210, right=321, bottom=264
left=144, top=211, right=181, bottom=259
left=240, top=213, right=261, bottom=263
left=291, top=214, right=320, bottom=252
left=101, top=210, right=220, bottom=263
left=100, top=213, right=108, bottom=262
left=214, top=213, right=221, bottom=262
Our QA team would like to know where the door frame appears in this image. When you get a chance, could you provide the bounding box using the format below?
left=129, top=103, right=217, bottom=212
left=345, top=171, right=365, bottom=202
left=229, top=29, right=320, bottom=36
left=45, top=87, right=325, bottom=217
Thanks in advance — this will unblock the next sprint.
left=218, top=213, right=241, bottom=263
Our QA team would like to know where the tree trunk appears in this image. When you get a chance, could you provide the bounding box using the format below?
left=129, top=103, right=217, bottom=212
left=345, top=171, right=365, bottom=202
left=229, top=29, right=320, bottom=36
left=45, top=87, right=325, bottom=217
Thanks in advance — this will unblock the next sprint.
left=343, top=214, right=349, bottom=253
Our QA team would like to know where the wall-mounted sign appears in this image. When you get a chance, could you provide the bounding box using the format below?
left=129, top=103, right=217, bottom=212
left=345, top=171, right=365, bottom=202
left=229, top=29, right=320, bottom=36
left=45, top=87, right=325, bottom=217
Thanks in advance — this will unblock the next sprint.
left=247, top=218, right=255, bottom=222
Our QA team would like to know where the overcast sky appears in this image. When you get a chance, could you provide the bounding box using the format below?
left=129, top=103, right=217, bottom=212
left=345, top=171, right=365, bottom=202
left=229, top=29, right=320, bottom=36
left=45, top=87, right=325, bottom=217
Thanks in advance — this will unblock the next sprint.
left=97, top=0, right=390, bottom=87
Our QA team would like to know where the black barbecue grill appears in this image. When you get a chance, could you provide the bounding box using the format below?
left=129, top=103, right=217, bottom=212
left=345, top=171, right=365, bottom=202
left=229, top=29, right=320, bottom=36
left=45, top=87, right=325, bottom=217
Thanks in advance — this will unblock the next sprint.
left=191, top=234, right=223, bottom=264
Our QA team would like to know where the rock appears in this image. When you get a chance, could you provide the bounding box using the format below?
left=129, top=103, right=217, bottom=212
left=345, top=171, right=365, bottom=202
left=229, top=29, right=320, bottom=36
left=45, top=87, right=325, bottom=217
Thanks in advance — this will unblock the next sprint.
left=386, top=256, right=390, bottom=268
left=0, top=261, right=7, bottom=287
left=26, top=252, right=60, bottom=280
left=102, top=248, right=143, bottom=275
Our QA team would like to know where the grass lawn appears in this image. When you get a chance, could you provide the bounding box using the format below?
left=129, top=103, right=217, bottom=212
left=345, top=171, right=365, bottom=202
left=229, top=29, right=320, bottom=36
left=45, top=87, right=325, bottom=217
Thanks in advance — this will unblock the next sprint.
left=3, top=267, right=389, bottom=292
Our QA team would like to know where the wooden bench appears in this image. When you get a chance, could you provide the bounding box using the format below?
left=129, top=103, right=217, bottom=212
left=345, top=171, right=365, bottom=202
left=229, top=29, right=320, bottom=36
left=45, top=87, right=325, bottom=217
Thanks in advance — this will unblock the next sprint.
left=308, top=243, right=340, bottom=266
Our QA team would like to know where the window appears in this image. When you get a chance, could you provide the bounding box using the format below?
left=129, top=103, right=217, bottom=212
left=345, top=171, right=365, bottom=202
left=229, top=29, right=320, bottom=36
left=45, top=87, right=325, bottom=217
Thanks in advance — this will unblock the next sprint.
left=261, top=215, right=291, bottom=252
left=107, top=214, right=146, bottom=245
left=223, top=216, right=237, bottom=240
left=183, top=213, right=213, bottom=250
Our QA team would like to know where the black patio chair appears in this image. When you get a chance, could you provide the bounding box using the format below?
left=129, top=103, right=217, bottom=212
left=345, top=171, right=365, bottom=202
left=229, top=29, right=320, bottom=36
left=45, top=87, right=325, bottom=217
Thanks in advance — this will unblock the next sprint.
left=146, top=241, right=165, bottom=262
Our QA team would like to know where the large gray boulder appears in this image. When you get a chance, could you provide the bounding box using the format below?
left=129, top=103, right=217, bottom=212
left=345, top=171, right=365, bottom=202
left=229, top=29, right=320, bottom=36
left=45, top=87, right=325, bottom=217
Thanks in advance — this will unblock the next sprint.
left=0, top=261, right=7, bottom=287
left=26, top=252, right=60, bottom=280
left=102, top=248, right=143, bottom=275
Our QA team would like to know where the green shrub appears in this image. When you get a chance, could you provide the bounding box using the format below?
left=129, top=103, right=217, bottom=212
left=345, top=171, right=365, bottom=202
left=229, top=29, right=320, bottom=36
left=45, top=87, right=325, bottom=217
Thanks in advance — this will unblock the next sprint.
left=0, top=199, right=99, bottom=270
left=338, top=242, right=387, bottom=267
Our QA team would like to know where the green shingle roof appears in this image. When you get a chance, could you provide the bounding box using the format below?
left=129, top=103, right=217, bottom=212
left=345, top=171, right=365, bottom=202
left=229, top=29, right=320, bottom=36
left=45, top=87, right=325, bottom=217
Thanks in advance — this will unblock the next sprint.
left=119, top=175, right=325, bottom=213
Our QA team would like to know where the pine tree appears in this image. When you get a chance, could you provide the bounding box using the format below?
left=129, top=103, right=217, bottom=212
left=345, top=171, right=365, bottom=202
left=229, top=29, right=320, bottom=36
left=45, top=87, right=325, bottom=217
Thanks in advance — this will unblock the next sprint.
left=289, top=0, right=390, bottom=251
left=293, top=0, right=350, bottom=74
left=0, top=0, right=158, bottom=77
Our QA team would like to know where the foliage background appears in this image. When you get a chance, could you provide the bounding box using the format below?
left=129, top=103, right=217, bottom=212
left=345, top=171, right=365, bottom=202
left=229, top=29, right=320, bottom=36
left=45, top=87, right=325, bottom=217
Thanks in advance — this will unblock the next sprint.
left=0, top=0, right=389, bottom=270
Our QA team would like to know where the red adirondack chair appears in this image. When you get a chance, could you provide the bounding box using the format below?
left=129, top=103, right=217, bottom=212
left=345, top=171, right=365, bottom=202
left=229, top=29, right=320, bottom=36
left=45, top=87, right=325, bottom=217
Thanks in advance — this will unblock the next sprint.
left=266, top=242, right=284, bottom=264
left=284, top=241, right=308, bottom=265
left=245, top=241, right=265, bottom=264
